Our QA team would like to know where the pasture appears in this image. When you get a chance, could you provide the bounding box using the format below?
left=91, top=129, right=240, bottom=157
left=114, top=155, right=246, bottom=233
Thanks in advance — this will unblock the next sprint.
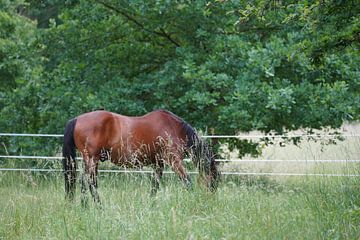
left=1, top=125, right=360, bottom=239
left=1, top=170, right=359, bottom=239
left=2, top=1, right=359, bottom=239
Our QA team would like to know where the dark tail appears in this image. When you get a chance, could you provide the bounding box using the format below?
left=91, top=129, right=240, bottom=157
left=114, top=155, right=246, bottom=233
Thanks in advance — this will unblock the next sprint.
left=62, top=118, right=78, bottom=200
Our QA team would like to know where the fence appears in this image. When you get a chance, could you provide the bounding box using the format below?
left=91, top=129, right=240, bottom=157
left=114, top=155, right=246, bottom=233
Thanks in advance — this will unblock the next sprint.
left=0, top=133, right=359, bottom=177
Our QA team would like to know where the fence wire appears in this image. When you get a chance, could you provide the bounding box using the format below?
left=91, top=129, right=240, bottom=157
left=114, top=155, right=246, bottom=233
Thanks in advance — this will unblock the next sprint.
left=0, top=168, right=359, bottom=177
left=1, top=132, right=359, bottom=177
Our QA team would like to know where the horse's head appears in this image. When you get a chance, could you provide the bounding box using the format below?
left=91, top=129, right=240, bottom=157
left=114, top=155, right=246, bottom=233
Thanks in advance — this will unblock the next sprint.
left=196, top=142, right=221, bottom=191
left=182, top=122, right=220, bottom=191
left=205, top=147, right=221, bottom=191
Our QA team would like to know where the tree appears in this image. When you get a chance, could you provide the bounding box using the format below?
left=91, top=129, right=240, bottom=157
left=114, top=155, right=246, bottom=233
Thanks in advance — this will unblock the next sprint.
left=2, top=0, right=359, bottom=157
left=0, top=0, right=46, bottom=157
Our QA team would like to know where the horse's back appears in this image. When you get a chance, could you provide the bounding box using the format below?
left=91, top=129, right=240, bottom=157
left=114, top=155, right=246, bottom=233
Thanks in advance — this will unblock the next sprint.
left=73, top=110, right=187, bottom=161
left=74, top=111, right=121, bottom=151
left=75, top=110, right=116, bottom=133
left=128, top=110, right=185, bottom=145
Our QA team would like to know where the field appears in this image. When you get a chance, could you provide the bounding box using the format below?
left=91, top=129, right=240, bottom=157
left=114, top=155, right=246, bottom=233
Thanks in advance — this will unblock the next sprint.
left=223, top=123, right=360, bottom=176
left=1, top=124, right=360, bottom=239
left=0, top=171, right=359, bottom=239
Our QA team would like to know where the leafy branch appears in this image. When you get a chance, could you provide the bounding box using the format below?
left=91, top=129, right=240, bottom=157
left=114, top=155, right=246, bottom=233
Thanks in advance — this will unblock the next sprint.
left=96, top=0, right=181, bottom=47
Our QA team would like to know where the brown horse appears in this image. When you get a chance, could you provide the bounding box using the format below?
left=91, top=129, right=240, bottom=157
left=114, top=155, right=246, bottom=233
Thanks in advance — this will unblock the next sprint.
left=62, top=110, right=220, bottom=204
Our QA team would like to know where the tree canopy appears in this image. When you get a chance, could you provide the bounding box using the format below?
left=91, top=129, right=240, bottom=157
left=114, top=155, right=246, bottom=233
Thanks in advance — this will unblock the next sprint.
left=0, top=0, right=359, bottom=156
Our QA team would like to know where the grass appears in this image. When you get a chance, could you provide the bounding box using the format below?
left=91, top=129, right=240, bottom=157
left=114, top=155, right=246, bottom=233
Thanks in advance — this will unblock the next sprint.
left=1, top=124, right=359, bottom=239
left=0, top=172, right=359, bottom=239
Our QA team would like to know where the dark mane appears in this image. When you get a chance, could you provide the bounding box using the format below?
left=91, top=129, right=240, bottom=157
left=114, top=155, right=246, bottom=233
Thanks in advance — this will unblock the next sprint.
left=155, top=109, right=199, bottom=149
left=156, top=109, right=219, bottom=190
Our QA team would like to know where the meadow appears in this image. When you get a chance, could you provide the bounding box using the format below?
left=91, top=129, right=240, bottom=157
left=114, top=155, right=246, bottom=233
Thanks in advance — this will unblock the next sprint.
left=0, top=171, right=359, bottom=239
left=1, top=1, right=359, bottom=238
left=1, top=125, right=359, bottom=239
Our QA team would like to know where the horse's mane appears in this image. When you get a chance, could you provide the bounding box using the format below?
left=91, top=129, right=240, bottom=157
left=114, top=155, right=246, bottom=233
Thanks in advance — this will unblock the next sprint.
left=155, top=109, right=199, bottom=149
left=156, top=109, right=215, bottom=178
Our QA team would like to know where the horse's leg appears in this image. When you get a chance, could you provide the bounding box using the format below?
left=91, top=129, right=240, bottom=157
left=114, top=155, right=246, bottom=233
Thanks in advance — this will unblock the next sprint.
left=151, top=161, right=164, bottom=195
left=80, top=171, right=89, bottom=207
left=78, top=152, right=90, bottom=207
left=84, top=156, right=101, bottom=204
left=173, top=161, right=192, bottom=189
left=167, top=150, right=192, bottom=189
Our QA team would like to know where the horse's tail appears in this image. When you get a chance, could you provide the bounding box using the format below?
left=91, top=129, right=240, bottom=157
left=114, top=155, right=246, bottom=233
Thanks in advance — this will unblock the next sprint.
left=62, top=118, right=78, bottom=200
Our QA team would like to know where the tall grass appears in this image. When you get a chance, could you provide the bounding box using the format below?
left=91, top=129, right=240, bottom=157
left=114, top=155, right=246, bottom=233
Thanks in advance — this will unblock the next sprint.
left=1, top=129, right=359, bottom=239
left=0, top=171, right=359, bottom=239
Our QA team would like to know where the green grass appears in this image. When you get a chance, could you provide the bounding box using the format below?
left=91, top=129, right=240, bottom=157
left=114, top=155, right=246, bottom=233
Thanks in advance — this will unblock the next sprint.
left=0, top=172, right=359, bottom=239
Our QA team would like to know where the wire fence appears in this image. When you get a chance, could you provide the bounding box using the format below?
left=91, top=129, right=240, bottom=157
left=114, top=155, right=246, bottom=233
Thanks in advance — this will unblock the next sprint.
left=1, top=155, right=360, bottom=163
left=1, top=132, right=359, bottom=177
left=1, top=133, right=360, bottom=138
left=0, top=168, right=359, bottom=177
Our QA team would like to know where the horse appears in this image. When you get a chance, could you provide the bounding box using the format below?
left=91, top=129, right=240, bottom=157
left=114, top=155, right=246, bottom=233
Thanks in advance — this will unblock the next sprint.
left=62, top=109, right=220, bottom=204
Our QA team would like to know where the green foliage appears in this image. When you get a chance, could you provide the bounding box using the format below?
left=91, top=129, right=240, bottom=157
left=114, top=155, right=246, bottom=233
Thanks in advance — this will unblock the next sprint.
left=0, top=0, right=45, bottom=156
left=0, top=2, right=37, bottom=92
left=1, top=0, right=359, bottom=157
